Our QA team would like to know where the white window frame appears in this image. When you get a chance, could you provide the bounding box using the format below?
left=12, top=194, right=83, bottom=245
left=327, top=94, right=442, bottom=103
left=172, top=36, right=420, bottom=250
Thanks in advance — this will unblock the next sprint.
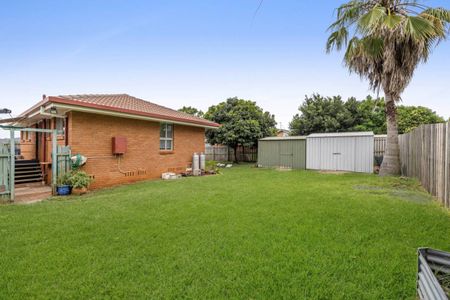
left=55, top=117, right=66, bottom=137
left=160, top=123, right=173, bottom=150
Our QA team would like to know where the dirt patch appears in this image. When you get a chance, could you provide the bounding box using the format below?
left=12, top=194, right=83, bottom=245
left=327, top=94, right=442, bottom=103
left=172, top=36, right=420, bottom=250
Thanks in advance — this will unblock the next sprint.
left=275, top=167, right=292, bottom=171
left=319, top=170, right=349, bottom=175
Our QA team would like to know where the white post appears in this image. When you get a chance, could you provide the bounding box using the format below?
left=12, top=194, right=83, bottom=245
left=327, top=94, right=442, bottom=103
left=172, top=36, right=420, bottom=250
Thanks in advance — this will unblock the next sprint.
left=9, top=129, right=15, bottom=202
left=52, top=129, right=58, bottom=195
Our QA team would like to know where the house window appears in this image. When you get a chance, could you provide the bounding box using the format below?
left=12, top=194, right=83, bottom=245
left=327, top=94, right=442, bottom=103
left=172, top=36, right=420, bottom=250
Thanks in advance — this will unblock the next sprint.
left=160, top=123, right=173, bottom=150
left=55, top=118, right=65, bottom=136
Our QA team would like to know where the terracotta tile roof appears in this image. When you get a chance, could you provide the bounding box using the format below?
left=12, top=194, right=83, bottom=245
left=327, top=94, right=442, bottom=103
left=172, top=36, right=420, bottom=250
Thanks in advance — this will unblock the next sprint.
left=22, top=94, right=220, bottom=128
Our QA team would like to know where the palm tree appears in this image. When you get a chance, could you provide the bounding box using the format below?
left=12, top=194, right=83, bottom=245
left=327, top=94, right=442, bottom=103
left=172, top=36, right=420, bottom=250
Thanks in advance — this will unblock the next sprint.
left=326, top=0, right=450, bottom=176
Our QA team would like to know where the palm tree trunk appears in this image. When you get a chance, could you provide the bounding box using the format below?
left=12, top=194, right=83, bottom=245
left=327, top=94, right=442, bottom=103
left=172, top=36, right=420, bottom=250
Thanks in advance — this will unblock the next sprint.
left=379, top=92, right=401, bottom=176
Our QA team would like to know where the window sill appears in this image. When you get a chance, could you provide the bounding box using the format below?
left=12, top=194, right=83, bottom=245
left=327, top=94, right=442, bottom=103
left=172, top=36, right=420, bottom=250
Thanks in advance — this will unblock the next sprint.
left=159, top=150, right=174, bottom=155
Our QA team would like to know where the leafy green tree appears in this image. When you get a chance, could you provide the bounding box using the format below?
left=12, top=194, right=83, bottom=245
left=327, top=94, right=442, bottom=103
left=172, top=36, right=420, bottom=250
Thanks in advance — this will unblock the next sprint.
left=397, top=106, right=445, bottom=134
left=354, top=99, right=444, bottom=134
left=178, top=106, right=204, bottom=118
left=289, top=94, right=356, bottom=135
left=204, top=97, right=276, bottom=162
left=289, top=94, right=444, bottom=135
left=351, top=96, right=386, bottom=134
left=327, top=0, right=450, bottom=175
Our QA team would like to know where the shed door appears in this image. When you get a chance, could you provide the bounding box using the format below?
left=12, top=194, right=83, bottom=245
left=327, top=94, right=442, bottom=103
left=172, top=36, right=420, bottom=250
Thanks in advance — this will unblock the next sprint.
left=279, top=141, right=293, bottom=168
left=333, top=137, right=355, bottom=171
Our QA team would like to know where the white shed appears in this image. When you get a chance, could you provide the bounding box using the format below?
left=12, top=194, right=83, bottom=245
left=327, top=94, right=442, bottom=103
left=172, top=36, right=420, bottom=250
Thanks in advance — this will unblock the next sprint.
left=306, top=132, right=374, bottom=173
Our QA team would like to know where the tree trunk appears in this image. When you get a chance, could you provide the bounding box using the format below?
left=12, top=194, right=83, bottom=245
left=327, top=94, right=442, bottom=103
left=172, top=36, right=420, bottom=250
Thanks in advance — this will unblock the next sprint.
left=379, top=92, right=401, bottom=176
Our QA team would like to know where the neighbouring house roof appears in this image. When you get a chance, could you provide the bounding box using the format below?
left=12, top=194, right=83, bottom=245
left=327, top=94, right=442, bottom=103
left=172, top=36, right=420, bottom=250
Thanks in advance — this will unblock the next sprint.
left=277, top=129, right=289, bottom=133
left=18, top=94, right=220, bottom=129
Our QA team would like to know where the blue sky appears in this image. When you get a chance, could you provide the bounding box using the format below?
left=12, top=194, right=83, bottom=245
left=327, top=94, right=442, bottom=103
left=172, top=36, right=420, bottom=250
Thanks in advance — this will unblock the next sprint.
left=1, top=0, right=449, bottom=138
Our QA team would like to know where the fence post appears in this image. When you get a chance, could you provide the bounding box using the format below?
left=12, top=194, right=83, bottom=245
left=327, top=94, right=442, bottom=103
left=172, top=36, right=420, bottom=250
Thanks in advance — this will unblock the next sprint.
left=446, top=123, right=449, bottom=207
left=9, top=129, right=15, bottom=202
left=51, top=130, right=57, bottom=195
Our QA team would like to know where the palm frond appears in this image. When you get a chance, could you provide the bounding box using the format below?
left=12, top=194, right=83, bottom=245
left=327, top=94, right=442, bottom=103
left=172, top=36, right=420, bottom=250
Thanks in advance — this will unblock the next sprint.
left=326, top=27, right=349, bottom=52
left=404, top=16, right=435, bottom=40
left=421, top=8, right=450, bottom=23
left=383, top=14, right=403, bottom=29
left=361, top=36, right=384, bottom=58
left=326, top=0, right=450, bottom=97
left=358, top=5, right=387, bottom=33
left=329, top=1, right=364, bottom=30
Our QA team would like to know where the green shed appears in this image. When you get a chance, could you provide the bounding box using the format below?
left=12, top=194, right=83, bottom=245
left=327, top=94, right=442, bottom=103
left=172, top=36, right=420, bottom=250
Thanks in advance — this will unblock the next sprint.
left=257, top=136, right=307, bottom=169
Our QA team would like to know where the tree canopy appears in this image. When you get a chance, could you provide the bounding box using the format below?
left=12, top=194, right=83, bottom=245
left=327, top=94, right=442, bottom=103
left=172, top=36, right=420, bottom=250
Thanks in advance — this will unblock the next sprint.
left=327, top=0, right=450, bottom=101
left=178, top=106, right=204, bottom=118
left=204, top=97, right=276, bottom=161
left=289, top=94, right=444, bottom=135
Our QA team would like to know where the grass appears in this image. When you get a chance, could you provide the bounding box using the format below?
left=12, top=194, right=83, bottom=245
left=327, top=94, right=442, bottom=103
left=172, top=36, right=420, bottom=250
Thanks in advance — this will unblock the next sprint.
left=1, top=165, right=449, bottom=299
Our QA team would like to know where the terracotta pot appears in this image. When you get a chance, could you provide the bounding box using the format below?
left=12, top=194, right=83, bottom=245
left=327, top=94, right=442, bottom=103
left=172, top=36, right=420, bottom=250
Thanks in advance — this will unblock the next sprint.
left=72, top=187, right=88, bottom=195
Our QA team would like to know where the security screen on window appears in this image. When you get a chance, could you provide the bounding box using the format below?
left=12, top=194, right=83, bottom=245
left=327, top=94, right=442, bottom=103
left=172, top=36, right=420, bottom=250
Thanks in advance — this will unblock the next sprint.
left=160, top=123, right=173, bottom=150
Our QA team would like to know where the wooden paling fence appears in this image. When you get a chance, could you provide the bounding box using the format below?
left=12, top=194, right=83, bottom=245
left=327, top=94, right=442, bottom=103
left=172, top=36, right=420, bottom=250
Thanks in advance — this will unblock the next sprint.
left=229, top=145, right=257, bottom=162
left=56, top=145, right=72, bottom=179
left=399, top=122, right=450, bottom=208
left=0, top=144, right=10, bottom=199
left=205, top=144, right=229, bottom=161
left=205, top=144, right=257, bottom=162
left=374, top=135, right=387, bottom=156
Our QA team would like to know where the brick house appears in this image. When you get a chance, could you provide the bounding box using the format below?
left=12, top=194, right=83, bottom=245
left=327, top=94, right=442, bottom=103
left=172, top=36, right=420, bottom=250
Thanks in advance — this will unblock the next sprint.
left=16, top=94, right=219, bottom=189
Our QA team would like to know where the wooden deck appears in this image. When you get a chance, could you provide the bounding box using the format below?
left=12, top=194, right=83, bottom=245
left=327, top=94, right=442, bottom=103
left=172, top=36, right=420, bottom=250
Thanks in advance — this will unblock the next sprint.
left=14, top=182, right=52, bottom=204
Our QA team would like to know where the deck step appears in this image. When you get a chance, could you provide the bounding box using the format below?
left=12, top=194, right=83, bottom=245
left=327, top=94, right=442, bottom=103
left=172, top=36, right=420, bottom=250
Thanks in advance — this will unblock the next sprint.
left=15, top=178, right=43, bottom=184
left=14, top=160, right=43, bottom=184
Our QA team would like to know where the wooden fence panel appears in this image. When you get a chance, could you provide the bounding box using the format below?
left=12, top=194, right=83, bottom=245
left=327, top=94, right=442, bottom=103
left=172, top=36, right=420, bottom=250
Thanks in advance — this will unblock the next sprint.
left=205, top=144, right=257, bottom=162
left=205, top=144, right=229, bottom=161
left=56, top=145, right=71, bottom=180
left=399, top=122, right=449, bottom=208
left=374, top=135, right=387, bottom=156
left=229, top=146, right=257, bottom=162
left=0, top=144, right=10, bottom=199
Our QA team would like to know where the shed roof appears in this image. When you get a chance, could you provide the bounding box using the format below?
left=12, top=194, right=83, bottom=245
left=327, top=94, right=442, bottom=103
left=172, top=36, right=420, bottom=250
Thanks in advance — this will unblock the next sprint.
left=307, top=132, right=374, bottom=138
left=18, top=94, right=220, bottom=128
left=259, top=136, right=307, bottom=141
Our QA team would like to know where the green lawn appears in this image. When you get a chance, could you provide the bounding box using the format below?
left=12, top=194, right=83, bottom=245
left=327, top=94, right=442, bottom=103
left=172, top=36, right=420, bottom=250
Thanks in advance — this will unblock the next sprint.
left=1, top=165, right=449, bottom=299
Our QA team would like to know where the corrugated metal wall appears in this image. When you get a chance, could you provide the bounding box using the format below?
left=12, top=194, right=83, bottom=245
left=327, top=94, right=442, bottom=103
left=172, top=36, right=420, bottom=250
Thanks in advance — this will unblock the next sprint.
left=258, top=139, right=306, bottom=169
left=306, top=135, right=373, bottom=173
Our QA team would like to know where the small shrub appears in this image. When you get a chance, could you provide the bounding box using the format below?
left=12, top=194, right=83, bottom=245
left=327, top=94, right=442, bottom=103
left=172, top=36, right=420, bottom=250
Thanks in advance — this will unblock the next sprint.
left=70, top=171, right=93, bottom=189
left=57, top=172, right=72, bottom=186
left=205, top=160, right=221, bottom=174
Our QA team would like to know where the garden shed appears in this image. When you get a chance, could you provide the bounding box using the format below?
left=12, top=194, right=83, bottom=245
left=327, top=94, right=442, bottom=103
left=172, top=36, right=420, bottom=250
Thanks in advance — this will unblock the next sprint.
left=257, top=136, right=306, bottom=169
left=306, top=132, right=374, bottom=173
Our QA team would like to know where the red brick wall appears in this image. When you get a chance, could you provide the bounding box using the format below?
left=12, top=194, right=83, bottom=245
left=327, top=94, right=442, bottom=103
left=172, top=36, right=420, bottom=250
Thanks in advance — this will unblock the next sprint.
left=69, top=111, right=205, bottom=189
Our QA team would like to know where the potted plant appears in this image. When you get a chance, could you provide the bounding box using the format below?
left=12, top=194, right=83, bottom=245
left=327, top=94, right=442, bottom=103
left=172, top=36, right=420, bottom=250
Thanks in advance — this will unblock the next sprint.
left=70, top=171, right=93, bottom=195
left=56, top=172, right=72, bottom=196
